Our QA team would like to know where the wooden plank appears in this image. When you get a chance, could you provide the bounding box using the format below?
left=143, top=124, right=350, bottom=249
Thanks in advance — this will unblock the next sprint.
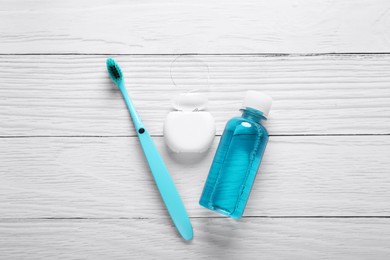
left=1, top=136, right=389, bottom=218
left=1, top=0, right=390, bottom=53
left=1, top=54, right=390, bottom=136
left=0, top=218, right=389, bottom=259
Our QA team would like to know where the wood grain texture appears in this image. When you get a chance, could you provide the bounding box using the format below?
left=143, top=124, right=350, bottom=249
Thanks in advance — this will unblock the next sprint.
left=0, top=218, right=389, bottom=259
left=1, top=136, right=389, bottom=218
left=1, top=54, right=390, bottom=136
left=2, top=0, right=390, bottom=257
left=1, top=0, right=390, bottom=54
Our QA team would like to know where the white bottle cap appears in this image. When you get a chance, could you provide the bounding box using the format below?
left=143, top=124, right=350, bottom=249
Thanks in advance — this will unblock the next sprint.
left=242, top=91, right=273, bottom=118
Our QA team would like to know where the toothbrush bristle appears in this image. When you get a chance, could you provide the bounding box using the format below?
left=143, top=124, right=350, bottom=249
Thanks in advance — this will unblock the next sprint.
left=110, top=66, right=121, bottom=79
left=106, top=58, right=123, bottom=83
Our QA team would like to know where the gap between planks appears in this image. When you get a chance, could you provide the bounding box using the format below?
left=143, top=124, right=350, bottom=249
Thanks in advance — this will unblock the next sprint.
left=2, top=53, right=390, bottom=56
left=1, top=133, right=390, bottom=138
left=1, top=216, right=390, bottom=220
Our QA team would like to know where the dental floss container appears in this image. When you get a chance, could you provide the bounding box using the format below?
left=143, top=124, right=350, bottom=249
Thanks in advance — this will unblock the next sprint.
left=164, top=93, right=215, bottom=153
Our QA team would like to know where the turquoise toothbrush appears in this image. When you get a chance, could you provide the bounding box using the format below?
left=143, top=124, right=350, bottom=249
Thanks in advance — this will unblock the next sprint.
left=106, top=58, right=193, bottom=241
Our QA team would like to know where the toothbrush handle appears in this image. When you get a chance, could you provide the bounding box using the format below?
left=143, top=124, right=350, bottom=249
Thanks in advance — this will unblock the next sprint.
left=118, top=85, right=192, bottom=239
left=137, top=129, right=193, bottom=241
left=119, top=85, right=145, bottom=132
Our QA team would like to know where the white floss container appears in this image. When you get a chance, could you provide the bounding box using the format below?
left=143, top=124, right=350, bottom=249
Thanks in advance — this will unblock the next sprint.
left=164, top=93, right=215, bottom=153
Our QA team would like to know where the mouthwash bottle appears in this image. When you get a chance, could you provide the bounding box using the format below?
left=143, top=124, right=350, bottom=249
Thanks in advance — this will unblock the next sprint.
left=199, top=91, right=272, bottom=218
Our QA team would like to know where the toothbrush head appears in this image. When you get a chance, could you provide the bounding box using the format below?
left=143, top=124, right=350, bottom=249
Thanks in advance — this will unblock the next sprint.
left=106, top=58, right=124, bottom=86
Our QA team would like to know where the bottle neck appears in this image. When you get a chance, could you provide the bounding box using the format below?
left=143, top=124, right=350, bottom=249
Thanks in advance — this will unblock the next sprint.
left=240, top=107, right=266, bottom=123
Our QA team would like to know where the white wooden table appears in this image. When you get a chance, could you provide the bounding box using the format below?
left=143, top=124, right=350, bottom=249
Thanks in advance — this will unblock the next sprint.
left=1, top=0, right=390, bottom=259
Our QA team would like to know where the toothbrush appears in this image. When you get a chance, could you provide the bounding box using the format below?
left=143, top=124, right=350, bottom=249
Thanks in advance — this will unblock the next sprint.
left=106, top=58, right=193, bottom=241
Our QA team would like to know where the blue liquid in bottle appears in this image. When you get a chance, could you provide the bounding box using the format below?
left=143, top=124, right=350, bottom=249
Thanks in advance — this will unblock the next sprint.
left=199, top=104, right=270, bottom=218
